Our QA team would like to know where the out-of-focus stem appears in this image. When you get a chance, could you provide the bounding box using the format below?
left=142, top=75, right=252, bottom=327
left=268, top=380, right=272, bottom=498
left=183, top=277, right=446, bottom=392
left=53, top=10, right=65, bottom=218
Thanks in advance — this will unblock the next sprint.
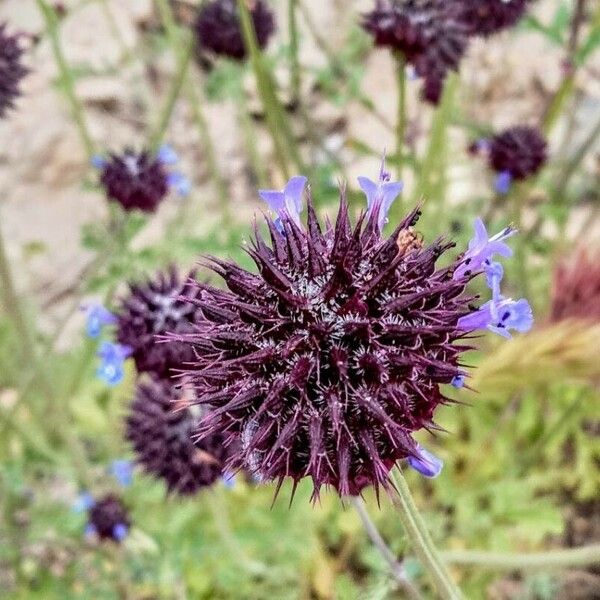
left=442, top=545, right=600, bottom=570
left=390, top=470, right=463, bottom=600
left=352, top=497, right=423, bottom=599
left=36, top=0, right=95, bottom=157
left=149, top=34, right=194, bottom=150
left=395, top=52, right=407, bottom=182
left=288, top=0, right=301, bottom=107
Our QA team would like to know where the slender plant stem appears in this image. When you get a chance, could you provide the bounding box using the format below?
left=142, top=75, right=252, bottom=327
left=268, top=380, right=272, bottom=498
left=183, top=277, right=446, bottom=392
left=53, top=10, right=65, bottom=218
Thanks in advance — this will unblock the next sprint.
left=149, top=34, right=195, bottom=150
left=442, top=545, right=600, bottom=570
left=395, top=52, right=407, bottom=182
left=36, top=0, right=95, bottom=158
left=352, top=497, right=423, bottom=600
left=236, top=89, right=269, bottom=188
left=288, top=0, right=301, bottom=107
left=238, top=0, right=306, bottom=178
left=390, top=470, right=463, bottom=600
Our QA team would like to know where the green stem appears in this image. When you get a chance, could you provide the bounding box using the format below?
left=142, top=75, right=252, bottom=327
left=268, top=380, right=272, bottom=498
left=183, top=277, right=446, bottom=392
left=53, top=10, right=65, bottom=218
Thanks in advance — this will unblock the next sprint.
left=236, top=89, right=269, bottom=188
left=352, top=497, right=423, bottom=599
left=542, top=74, right=575, bottom=136
left=238, top=0, right=305, bottom=178
left=288, top=0, right=301, bottom=107
left=511, top=187, right=529, bottom=297
left=36, top=0, right=95, bottom=158
left=149, top=34, right=194, bottom=150
left=395, top=52, right=407, bottom=182
left=442, top=545, right=600, bottom=570
left=390, top=470, right=463, bottom=600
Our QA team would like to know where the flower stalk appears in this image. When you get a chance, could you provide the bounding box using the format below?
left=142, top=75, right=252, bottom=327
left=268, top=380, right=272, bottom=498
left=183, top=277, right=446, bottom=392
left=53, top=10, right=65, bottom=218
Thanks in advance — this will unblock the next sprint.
left=390, top=470, right=463, bottom=600
left=395, top=51, right=407, bottom=182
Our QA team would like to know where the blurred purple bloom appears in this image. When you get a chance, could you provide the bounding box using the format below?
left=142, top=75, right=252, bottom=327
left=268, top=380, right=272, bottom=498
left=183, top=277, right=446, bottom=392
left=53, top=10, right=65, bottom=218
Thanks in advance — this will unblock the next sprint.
left=111, top=459, right=134, bottom=487
left=407, top=444, right=443, bottom=478
left=495, top=170, right=513, bottom=195
left=458, top=297, right=533, bottom=338
left=357, top=159, right=403, bottom=231
left=84, top=522, right=98, bottom=538
left=259, top=176, right=308, bottom=228
left=82, top=303, right=116, bottom=338
left=167, top=171, right=191, bottom=197
left=91, top=155, right=107, bottom=169
left=454, top=218, right=516, bottom=280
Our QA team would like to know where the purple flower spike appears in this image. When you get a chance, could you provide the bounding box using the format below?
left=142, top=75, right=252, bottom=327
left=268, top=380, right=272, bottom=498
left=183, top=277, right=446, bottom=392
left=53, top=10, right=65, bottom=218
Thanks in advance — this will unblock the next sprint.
left=357, top=160, right=403, bottom=232
left=454, top=218, right=516, bottom=280
left=82, top=303, right=117, bottom=338
left=112, top=523, right=128, bottom=542
left=111, top=459, right=134, bottom=487
left=495, top=170, right=513, bottom=195
left=157, top=144, right=179, bottom=166
left=407, top=444, right=443, bottom=478
left=259, top=176, right=308, bottom=228
left=458, top=297, right=533, bottom=338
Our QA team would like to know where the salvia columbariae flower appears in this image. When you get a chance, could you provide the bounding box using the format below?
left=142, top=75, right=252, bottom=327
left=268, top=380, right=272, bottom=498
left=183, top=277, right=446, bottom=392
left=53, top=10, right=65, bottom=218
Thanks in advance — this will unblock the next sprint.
left=456, top=0, right=533, bottom=37
left=85, top=494, right=131, bottom=543
left=171, top=163, right=531, bottom=500
left=0, top=23, right=28, bottom=118
left=550, top=245, right=600, bottom=323
left=96, top=342, right=132, bottom=386
left=126, top=378, right=232, bottom=495
left=81, top=302, right=117, bottom=338
left=110, top=459, right=134, bottom=487
left=362, top=0, right=469, bottom=104
left=487, top=126, right=548, bottom=194
left=116, top=267, right=201, bottom=378
left=194, top=0, right=276, bottom=61
left=92, top=145, right=190, bottom=213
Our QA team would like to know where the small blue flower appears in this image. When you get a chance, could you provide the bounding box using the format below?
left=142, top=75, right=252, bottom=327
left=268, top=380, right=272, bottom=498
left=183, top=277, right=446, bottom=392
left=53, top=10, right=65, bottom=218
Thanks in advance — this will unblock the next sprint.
left=259, top=176, right=308, bottom=229
left=112, top=523, right=129, bottom=542
left=72, top=492, right=95, bottom=513
left=454, top=218, right=516, bottom=280
left=484, top=261, right=504, bottom=301
left=222, top=471, right=236, bottom=489
left=110, top=459, right=134, bottom=487
left=96, top=342, right=132, bottom=386
left=458, top=297, right=533, bottom=338
left=84, top=522, right=98, bottom=538
left=451, top=374, right=465, bottom=389
left=81, top=303, right=117, bottom=338
left=357, top=158, right=403, bottom=232
left=167, top=171, right=191, bottom=197
left=495, top=170, right=513, bottom=195
left=407, top=444, right=443, bottom=478
left=157, top=144, right=179, bottom=166
left=91, top=155, right=107, bottom=169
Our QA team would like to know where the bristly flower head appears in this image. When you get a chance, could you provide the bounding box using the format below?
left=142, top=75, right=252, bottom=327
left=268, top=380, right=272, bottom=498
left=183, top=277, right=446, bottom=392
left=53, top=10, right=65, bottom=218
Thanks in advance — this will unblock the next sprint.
left=85, top=494, right=131, bottom=543
left=456, top=0, right=533, bottom=37
left=362, top=0, right=469, bottom=104
left=126, top=378, right=232, bottom=495
left=194, top=0, right=276, bottom=61
left=550, top=245, right=600, bottom=323
left=93, top=145, right=190, bottom=213
left=0, top=23, right=28, bottom=118
left=116, top=268, right=201, bottom=378
left=172, top=163, right=531, bottom=500
left=488, top=126, right=547, bottom=193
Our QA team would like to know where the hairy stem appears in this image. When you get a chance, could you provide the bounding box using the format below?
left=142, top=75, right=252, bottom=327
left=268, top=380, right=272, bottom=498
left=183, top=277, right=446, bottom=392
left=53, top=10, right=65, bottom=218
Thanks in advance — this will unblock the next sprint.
left=390, top=470, right=463, bottom=600
left=442, top=545, right=600, bottom=570
left=352, top=497, right=423, bottom=600
left=36, top=0, right=95, bottom=157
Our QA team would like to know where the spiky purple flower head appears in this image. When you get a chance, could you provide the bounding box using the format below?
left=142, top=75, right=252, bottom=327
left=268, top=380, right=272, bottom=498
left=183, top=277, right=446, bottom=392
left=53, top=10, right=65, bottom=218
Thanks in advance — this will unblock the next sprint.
left=93, top=145, right=190, bottom=213
left=0, top=23, right=28, bottom=118
left=456, top=0, right=533, bottom=37
left=194, top=0, right=276, bottom=61
left=362, top=0, right=469, bottom=104
left=488, top=126, right=548, bottom=188
left=116, top=268, right=201, bottom=378
left=170, top=165, right=528, bottom=500
left=126, top=378, right=232, bottom=495
left=86, top=494, right=131, bottom=543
